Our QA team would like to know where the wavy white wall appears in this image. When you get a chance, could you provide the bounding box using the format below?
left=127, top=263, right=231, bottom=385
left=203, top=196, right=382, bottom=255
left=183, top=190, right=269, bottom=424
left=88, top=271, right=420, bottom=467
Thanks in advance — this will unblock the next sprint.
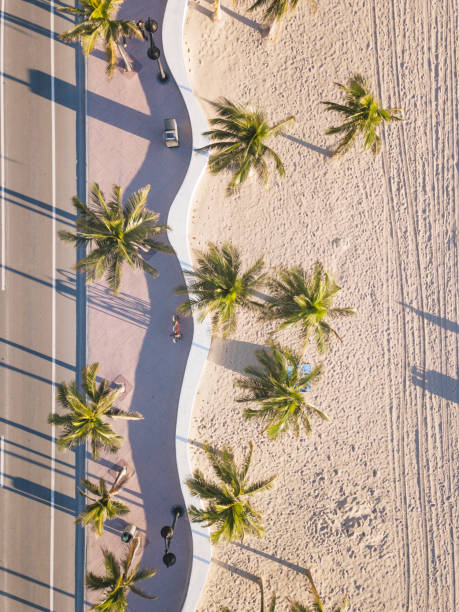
left=162, top=2, right=212, bottom=611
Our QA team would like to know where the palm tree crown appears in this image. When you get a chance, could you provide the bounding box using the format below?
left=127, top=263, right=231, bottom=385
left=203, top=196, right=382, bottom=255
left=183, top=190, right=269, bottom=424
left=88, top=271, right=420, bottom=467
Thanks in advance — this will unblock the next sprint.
left=175, top=242, right=266, bottom=338
left=200, top=98, right=295, bottom=194
left=290, top=573, right=348, bottom=612
left=248, top=0, right=316, bottom=29
left=49, top=363, right=143, bottom=459
left=77, top=470, right=131, bottom=536
left=264, top=262, right=355, bottom=353
left=322, top=73, right=402, bottom=156
left=59, top=183, right=172, bottom=296
left=87, top=536, right=157, bottom=611
left=59, top=0, right=142, bottom=77
left=186, top=442, right=276, bottom=543
left=236, top=343, right=327, bottom=438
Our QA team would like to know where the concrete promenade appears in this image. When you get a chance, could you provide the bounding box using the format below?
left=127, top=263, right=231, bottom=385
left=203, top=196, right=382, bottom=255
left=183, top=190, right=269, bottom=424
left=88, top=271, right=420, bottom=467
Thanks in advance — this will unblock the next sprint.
left=84, top=0, right=198, bottom=609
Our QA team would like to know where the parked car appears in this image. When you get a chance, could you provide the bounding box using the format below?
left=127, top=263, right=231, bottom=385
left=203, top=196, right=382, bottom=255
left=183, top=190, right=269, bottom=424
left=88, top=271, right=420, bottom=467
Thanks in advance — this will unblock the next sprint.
left=163, top=118, right=179, bottom=148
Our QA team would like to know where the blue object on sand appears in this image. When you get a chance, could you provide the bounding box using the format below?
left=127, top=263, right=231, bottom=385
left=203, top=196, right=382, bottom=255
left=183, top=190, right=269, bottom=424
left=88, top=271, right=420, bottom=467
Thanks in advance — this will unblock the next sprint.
left=300, top=363, right=311, bottom=392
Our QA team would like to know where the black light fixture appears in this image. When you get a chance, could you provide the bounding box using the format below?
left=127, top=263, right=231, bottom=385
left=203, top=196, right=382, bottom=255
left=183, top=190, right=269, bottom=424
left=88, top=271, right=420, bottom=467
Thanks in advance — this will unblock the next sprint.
left=141, top=17, right=168, bottom=83
left=160, top=505, right=184, bottom=567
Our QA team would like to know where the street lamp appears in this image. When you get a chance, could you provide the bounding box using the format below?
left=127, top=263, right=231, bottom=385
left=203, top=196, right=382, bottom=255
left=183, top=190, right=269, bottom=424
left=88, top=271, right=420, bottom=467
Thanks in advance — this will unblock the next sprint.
left=160, top=505, right=184, bottom=567
left=140, top=17, right=168, bottom=83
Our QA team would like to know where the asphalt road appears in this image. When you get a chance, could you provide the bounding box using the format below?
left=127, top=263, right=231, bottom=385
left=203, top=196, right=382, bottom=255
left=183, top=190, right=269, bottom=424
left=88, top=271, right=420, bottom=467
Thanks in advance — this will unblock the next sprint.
left=0, top=1, right=85, bottom=610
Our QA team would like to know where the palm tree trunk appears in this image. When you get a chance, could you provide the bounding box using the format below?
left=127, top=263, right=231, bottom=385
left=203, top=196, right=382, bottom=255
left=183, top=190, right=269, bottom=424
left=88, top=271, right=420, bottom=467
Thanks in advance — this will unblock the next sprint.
left=213, top=0, right=222, bottom=21
left=112, top=465, right=128, bottom=490
left=267, top=18, right=281, bottom=41
left=258, top=578, right=265, bottom=612
left=117, top=41, right=134, bottom=72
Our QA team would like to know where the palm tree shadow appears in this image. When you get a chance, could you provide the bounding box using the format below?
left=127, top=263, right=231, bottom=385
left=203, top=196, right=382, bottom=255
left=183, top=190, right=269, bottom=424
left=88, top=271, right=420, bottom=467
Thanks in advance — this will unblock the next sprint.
left=282, top=133, right=330, bottom=157
left=209, top=338, right=269, bottom=374
left=234, top=542, right=311, bottom=576
left=399, top=302, right=459, bottom=334
left=188, top=0, right=213, bottom=19
left=200, top=0, right=262, bottom=31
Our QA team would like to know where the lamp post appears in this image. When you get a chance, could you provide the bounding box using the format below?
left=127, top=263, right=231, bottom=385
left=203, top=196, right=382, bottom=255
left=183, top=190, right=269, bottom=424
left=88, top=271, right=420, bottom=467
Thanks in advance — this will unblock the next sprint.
left=160, top=505, right=184, bottom=567
left=141, top=17, right=168, bottom=83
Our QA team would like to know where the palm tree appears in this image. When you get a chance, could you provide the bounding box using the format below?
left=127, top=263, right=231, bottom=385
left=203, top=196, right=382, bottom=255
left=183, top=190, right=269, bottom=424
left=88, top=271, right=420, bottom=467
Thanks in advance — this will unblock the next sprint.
left=263, top=262, right=355, bottom=353
left=49, top=363, right=143, bottom=459
left=76, top=468, right=131, bottom=536
left=248, top=0, right=316, bottom=38
left=58, top=183, right=172, bottom=296
left=322, top=74, right=402, bottom=156
left=186, top=442, right=276, bottom=543
left=290, top=573, right=348, bottom=612
left=200, top=98, right=295, bottom=194
left=236, top=343, right=327, bottom=438
left=87, top=536, right=157, bottom=610
left=175, top=242, right=266, bottom=338
left=58, top=0, right=142, bottom=77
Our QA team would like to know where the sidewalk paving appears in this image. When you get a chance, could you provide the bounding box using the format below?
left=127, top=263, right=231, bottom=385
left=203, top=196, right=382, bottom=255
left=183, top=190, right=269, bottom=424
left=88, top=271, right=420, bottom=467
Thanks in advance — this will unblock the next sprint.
left=85, top=0, right=196, bottom=609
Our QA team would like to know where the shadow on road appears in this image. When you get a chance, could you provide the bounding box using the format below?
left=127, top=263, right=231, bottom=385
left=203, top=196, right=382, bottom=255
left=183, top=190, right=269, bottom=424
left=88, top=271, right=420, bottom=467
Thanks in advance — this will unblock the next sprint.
left=0, top=566, right=74, bottom=599
left=0, top=590, right=49, bottom=611
left=5, top=477, right=76, bottom=515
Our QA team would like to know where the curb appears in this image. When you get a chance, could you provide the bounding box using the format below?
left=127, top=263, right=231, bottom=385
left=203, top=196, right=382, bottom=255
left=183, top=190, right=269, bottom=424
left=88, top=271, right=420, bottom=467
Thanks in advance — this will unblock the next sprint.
left=162, top=2, right=212, bottom=611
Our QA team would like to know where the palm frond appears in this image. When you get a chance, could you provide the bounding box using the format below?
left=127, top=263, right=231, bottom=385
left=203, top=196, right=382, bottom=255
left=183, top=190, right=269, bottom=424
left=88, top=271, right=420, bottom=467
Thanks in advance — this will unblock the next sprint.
left=322, top=74, right=402, bottom=155
left=201, top=98, right=294, bottom=193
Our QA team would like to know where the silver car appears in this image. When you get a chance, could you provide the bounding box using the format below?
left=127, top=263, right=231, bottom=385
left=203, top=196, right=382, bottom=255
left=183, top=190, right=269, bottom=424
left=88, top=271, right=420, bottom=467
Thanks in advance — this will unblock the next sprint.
left=163, top=118, right=179, bottom=148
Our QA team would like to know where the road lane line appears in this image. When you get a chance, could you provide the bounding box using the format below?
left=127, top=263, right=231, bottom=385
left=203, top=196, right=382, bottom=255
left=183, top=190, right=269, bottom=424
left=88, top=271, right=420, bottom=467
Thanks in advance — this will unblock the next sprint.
left=0, top=0, right=6, bottom=290
left=50, top=1, right=56, bottom=610
left=0, top=435, right=4, bottom=487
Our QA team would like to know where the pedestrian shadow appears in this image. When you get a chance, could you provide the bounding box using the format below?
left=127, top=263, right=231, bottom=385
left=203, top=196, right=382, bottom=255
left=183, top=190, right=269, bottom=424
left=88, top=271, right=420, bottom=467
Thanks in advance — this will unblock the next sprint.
left=209, top=338, right=269, bottom=375
left=411, top=366, right=459, bottom=403
left=400, top=302, right=459, bottom=334
left=282, top=133, right=330, bottom=157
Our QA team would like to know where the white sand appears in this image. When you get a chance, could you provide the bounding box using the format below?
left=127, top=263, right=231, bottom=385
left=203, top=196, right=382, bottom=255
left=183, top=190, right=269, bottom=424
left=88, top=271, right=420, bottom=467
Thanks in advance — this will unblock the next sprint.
left=183, top=0, right=458, bottom=609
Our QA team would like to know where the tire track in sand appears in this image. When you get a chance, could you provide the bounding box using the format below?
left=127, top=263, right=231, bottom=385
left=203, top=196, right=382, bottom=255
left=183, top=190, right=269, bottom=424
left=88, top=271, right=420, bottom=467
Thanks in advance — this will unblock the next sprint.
left=369, top=2, right=410, bottom=608
left=386, top=1, right=432, bottom=608
left=422, top=0, right=457, bottom=608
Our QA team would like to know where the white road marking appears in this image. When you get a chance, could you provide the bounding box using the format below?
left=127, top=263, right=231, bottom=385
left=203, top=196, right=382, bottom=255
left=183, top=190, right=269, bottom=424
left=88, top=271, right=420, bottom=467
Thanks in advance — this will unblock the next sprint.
left=50, top=1, right=56, bottom=610
left=0, top=0, right=6, bottom=290
left=0, top=435, right=4, bottom=487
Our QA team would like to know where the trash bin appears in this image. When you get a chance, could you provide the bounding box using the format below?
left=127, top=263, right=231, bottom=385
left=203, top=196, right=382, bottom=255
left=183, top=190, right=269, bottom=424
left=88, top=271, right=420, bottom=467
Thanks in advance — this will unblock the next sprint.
left=121, top=523, right=137, bottom=543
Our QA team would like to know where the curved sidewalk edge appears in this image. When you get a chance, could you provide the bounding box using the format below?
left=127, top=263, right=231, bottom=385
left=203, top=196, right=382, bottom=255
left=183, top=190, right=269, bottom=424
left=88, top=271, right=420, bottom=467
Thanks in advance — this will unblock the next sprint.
left=163, top=2, right=212, bottom=611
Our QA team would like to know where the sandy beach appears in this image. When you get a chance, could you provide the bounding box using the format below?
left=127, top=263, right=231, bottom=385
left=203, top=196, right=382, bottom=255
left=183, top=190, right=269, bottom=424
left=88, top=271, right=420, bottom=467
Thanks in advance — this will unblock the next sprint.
left=182, top=0, right=458, bottom=610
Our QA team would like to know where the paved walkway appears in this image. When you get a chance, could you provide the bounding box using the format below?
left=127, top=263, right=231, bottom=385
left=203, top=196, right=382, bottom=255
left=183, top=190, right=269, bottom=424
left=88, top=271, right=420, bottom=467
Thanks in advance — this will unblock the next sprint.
left=85, top=0, right=195, bottom=609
